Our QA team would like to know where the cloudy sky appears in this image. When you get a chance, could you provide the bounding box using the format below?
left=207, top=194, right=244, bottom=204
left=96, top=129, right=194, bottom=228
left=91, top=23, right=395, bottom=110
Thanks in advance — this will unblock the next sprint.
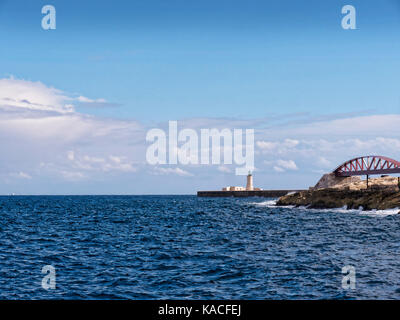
left=0, top=0, right=400, bottom=194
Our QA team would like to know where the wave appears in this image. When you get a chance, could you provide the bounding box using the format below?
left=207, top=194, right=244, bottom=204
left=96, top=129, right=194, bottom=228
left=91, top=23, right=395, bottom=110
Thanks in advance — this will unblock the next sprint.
left=250, top=199, right=296, bottom=209
left=294, top=206, right=398, bottom=216
left=249, top=200, right=399, bottom=216
left=251, top=199, right=279, bottom=207
left=358, top=208, right=399, bottom=217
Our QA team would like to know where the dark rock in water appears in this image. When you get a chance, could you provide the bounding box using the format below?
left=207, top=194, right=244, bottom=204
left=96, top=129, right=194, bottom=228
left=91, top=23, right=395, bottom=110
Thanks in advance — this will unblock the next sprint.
left=277, top=188, right=400, bottom=210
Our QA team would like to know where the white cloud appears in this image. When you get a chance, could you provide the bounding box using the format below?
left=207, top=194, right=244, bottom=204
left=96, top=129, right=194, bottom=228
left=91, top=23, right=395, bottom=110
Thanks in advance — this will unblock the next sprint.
left=217, top=166, right=231, bottom=173
left=316, top=156, right=332, bottom=168
left=76, top=96, right=106, bottom=104
left=67, top=151, right=75, bottom=161
left=256, top=141, right=277, bottom=152
left=0, top=78, right=143, bottom=186
left=67, top=152, right=136, bottom=173
left=152, top=167, right=193, bottom=177
left=283, top=139, right=299, bottom=148
left=109, top=156, right=122, bottom=164
left=0, top=78, right=73, bottom=114
left=60, top=170, right=86, bottom=181
left=263, top=115, right=400, bottom=139
left=256, top=138, right=299, bottom=155
left=272, top=159, right=298, bottom=172
left=276, top=159, right=298, bottom=170
left=10, top=171, right=32, bottom=179
left=103, top=158, right=137, bottom=173
left=2, top=77, right=400, bottom=193
left=273, top=166, right=285, bottom=173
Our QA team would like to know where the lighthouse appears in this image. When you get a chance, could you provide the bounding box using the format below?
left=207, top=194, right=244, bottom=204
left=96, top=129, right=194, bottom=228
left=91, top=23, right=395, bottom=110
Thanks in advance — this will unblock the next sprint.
left=246, top=171, right=254, bottom=191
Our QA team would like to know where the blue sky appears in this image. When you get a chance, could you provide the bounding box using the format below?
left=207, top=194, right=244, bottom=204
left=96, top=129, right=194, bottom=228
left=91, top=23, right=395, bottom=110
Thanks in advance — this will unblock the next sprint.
left=0, top=0, right=400, bottom=194
left=1, top=0, right=400, bottom=120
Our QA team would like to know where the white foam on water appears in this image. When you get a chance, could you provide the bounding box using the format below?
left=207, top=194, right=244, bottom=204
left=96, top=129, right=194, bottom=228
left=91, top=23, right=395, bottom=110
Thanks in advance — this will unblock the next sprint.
left=293, top=205, right=399, bottom=217
left=358, top=208, right=399, bottom=217
left=253, top=199, right=277, bottom=206
left=275, top=205, right=351, bottom=215
left=249, top=199, right=295, bottom=209
left=250, top=200, right=399, bottom=217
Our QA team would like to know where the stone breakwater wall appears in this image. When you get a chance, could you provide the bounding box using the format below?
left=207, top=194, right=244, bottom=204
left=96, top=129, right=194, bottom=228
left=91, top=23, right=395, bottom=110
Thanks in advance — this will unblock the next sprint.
left=197, top=190, right=302, bottom=198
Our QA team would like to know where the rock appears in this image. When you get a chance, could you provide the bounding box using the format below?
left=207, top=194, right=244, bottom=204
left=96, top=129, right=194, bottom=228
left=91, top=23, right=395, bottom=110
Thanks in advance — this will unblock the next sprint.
left=313, top=173, right=399, bottom=191
left=276, top=188, right=400, bottom=210
left=314, top=173, right=360, bottom=190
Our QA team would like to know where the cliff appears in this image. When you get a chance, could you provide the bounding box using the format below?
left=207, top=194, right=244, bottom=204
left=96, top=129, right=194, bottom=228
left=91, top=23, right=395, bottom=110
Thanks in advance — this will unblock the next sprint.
left=313, top=173, right=399, bottom=191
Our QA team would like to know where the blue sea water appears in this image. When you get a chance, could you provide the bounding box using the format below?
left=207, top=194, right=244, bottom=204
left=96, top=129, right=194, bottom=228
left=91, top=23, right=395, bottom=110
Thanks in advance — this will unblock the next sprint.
left=0, top=195, right=400, bottom=299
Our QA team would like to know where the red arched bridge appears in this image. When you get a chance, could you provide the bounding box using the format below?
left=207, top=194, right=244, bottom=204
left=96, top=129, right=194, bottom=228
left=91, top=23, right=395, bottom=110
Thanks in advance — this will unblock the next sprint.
left=334, top=155, right=400, bottom=177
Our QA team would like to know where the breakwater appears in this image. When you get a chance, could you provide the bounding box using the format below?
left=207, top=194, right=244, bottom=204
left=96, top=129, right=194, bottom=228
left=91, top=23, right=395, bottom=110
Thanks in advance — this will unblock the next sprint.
left=197, top=190, right=302, bottom=198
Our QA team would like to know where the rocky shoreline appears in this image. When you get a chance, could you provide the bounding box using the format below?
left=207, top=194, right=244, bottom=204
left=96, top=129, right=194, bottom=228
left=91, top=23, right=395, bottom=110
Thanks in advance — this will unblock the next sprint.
left=276, top=186, right=400, bottom=211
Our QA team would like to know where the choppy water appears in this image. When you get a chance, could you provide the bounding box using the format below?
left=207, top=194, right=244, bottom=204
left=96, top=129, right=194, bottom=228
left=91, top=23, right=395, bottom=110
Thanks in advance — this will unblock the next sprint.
left=1, top=195, right=400, bottom=299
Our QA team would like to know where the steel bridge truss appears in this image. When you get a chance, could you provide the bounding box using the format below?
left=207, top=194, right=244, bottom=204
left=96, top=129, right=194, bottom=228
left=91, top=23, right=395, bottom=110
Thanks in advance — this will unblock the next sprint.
left=333, top=155, right=400, bottom=177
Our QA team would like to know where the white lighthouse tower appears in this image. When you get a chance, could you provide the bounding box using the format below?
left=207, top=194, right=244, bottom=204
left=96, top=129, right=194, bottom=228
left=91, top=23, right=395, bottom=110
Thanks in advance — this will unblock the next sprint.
left=246, top=171, right=254, bottom=191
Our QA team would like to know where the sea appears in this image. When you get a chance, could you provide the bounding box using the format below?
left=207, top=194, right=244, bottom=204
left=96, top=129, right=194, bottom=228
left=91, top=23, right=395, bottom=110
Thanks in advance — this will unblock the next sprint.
left=1, top=195, right=400, bottom=299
